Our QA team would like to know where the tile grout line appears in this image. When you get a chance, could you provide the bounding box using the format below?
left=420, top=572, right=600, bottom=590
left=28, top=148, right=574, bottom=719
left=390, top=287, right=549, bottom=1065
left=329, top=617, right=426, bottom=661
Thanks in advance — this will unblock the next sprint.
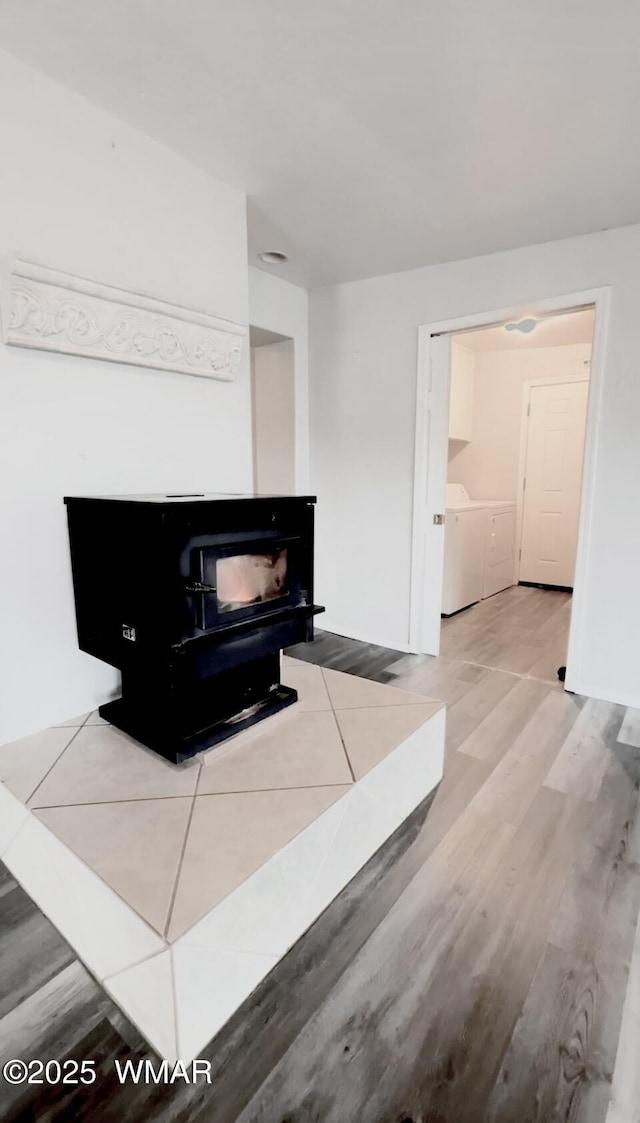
left=356, top=782, right=404, bottom=828
left=17, top=675, right=441, bottom=962
left=294, top=785, right=356, bottom=919
left=194, top=781, right=355, bottom=799
left=3, top=806, right=170, bottom=951
left=26, top=718, right=92, bottom=806
left=31, top=782, right=354, bottom=812
left=179, top=935, right=279, bottom=959
left=169, top=775, right=366, bottom=946
left=320, top=668, right=357, bottom=783
left=169, top=945, right=182, bottom=1061
left=163, top=763, right=202, bottom=941
left=104, top=944, right=169, bottom=984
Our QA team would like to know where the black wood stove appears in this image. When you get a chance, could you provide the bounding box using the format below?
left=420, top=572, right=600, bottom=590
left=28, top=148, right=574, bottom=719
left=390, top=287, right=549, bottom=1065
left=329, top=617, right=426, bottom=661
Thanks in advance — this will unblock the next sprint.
left=64, top=493, right=323, bottom=763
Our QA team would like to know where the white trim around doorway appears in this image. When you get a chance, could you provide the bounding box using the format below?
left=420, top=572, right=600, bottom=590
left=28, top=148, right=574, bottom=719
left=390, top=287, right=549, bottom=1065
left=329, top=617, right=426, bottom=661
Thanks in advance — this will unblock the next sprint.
left=408, top=286, right=611, bottom=700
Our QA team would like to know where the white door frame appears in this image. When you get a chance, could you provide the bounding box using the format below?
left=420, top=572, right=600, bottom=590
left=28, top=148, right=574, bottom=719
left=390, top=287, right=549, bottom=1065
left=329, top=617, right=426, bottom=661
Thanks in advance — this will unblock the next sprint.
left=515, top=374, right=590, bottom=585
left=408, top=286, right=611, bottom=698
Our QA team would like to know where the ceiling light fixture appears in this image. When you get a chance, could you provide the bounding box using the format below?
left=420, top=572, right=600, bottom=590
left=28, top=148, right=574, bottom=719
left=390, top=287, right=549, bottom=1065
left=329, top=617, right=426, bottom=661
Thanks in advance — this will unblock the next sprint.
left=258, top=251, right=289, bottom=264
left=504, top=317, right=539, bottom=334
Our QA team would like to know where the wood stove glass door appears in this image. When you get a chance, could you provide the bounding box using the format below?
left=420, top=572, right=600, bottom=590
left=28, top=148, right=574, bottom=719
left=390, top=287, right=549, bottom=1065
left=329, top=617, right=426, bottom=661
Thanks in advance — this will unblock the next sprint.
left=215, top=548, right=289, bottom=613
left=194, top=538, right=300, bottom=631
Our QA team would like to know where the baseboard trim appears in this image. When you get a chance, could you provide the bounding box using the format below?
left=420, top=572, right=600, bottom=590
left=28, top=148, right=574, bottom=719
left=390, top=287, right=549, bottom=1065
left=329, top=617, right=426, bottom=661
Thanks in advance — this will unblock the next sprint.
left=318, top=623, right=414, bottom=655
left=519, top=581, right=573, bottom=593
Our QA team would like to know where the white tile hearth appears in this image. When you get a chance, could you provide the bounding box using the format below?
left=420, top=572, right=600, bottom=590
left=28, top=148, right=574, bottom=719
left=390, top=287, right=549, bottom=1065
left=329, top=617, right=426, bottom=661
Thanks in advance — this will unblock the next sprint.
left=105, top=950, right=177, bottom=1062
left=29, top=723, right=199, bottom=807
left=335, top=702, right=443, bottom=779
left=0, top=783, right=30, bottom=856
left=358, top=706, right=447, bottom=821
left=2, top=815, right=165, bottom=978
left=172, top=944, right=278, bottom=1062
left=36, top=797, right=194, bottom=933
left=168, top=784, right=351, bottom=940
left=322, top=666, right=438, bottom=709
left=197, top=708, right=352, bottom=793
left=306, top=787, right=403, bottom=908
left=280, top=657, right=332, bottom=710
left=86, top=710, right=110, bottom=726
left=177, top=793, right=351, bottom=957
left=0, top=658, right=445, bottom=1062
left=55, top=713, right=91, bottom=728
left=0, top=727, right=78, bottom=802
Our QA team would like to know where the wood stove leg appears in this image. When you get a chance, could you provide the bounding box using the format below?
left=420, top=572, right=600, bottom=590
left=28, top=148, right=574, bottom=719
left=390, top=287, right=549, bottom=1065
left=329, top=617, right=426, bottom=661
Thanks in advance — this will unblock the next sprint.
left=99, top=652, right=298, bottom=764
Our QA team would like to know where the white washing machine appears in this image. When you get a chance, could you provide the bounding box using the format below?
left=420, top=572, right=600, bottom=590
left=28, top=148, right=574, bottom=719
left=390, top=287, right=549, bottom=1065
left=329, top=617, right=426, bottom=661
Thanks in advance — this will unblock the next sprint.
left=442, top=485, right=517, bottom=615
left=442, top=486, right=488, bottom=615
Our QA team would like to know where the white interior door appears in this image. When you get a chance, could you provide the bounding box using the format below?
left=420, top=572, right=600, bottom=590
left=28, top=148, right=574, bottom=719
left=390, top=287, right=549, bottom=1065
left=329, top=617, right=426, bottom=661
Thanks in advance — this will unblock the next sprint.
left=520, top=380, right=589, bottom=587
left=418, top=333, right=451, bottom=653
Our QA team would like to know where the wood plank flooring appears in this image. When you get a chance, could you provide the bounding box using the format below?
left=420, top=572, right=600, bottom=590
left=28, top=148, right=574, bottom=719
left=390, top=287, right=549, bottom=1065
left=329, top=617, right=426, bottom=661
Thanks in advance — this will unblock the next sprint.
left=1, top=587, right=640, bottom=1122
left=440, top=584, right=573, bottom=682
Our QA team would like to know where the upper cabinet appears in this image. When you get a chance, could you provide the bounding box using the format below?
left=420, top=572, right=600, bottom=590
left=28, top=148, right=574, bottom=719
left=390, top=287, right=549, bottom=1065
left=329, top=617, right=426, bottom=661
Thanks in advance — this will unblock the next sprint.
left=449, top=340, right=475, bottom=442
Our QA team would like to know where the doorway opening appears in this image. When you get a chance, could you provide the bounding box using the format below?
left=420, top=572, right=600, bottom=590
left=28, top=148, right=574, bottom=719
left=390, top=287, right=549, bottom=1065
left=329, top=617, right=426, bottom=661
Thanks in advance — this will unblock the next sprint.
left=409, top=288, right=609, bottom=696
left=249, top=326, right=295, bottom=495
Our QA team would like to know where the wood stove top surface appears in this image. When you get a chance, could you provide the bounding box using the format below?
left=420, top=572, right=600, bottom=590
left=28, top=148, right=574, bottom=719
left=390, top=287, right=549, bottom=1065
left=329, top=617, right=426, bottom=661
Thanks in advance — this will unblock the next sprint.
left=64, top=492, right=316, bottom=505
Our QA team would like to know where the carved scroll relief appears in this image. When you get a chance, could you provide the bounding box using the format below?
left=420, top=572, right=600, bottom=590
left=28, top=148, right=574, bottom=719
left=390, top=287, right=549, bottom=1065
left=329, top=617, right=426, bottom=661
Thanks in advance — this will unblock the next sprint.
left=1, top=257, right=245, bottom=381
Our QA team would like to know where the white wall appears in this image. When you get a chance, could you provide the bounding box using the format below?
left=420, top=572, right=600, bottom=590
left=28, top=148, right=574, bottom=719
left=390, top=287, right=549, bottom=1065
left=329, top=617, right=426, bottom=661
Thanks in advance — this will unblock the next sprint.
left=309, top=224, right=640, bottom=706
left=448, top=343, right=591, bottom=500
left=248, top=267, right=309, bottom=492
left=0, top=50, right=252, bottom=743
left=251, top=340, right=296, bottom=493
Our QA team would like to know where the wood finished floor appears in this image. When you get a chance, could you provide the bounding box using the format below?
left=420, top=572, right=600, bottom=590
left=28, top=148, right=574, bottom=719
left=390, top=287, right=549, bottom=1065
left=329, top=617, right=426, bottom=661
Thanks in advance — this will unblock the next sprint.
left=2, top=586, right=640, bottom=1123
left=439, top=583, right=573, bottom=683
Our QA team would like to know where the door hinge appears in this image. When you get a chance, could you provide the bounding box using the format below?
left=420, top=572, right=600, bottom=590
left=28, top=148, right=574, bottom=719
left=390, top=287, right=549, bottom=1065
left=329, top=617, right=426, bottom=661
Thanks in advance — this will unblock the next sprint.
left=433, top=513, right=445, bottom=525
left=527, top=402, right=531, bottom=417
left=523, top=477, right=527, bottom=491
left=519, top=548, right=522, bottom=560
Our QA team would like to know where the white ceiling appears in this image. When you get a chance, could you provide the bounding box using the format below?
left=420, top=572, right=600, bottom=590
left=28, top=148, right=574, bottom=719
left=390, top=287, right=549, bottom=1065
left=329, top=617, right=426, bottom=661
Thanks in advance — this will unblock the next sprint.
left=457, top=308, right=595, bottom=352
left=2, top=1, right=640, bottom=288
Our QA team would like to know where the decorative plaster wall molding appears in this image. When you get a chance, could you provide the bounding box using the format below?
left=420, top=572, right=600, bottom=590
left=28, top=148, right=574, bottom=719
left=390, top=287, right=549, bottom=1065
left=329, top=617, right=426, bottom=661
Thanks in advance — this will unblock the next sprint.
left=0, top=257, right=246, bottom=381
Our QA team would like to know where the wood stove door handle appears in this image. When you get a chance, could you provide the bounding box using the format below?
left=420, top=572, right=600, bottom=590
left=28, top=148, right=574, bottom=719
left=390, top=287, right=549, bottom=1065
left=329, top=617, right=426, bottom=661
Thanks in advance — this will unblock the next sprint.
left=184, top=581, right=217, bottom=594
